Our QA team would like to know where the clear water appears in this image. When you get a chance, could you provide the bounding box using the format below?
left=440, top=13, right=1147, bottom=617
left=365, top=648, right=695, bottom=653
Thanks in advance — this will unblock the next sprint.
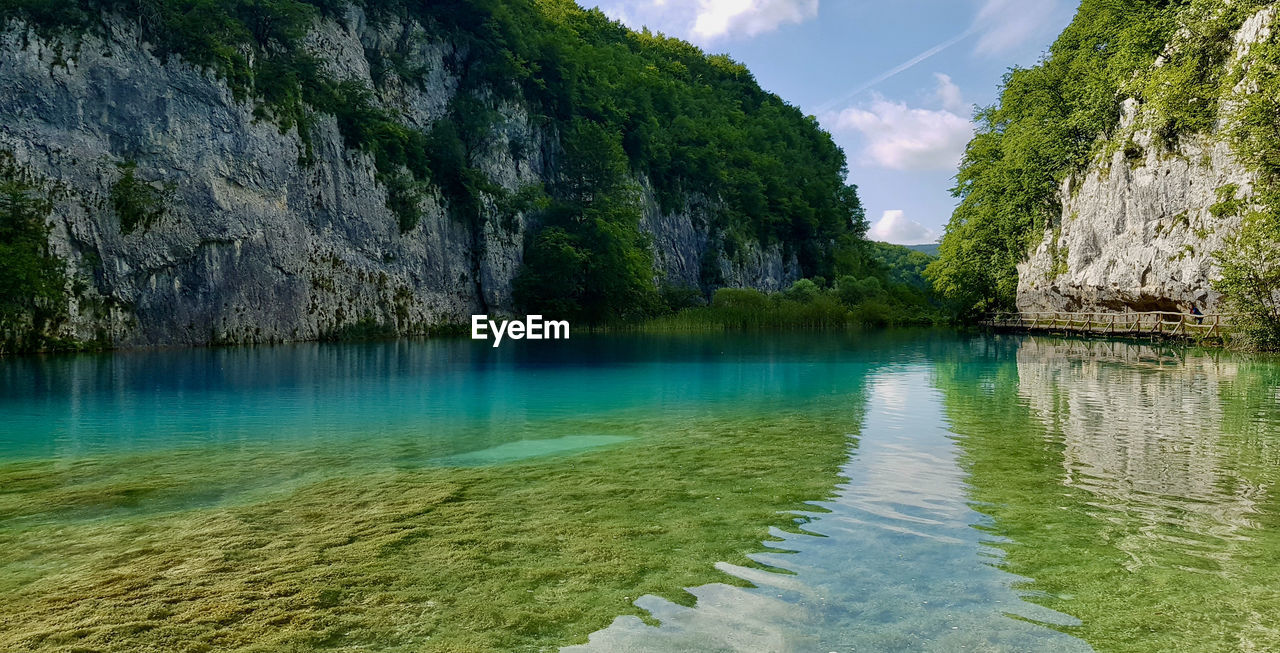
left=567, top=366, right=1090, bottom=652
left=2, top=331, right=1278, bottom=652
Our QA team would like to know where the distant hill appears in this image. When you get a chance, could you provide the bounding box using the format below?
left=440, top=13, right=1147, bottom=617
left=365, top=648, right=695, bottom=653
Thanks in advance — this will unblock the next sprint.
left=869, top=242, right=935, bottom=289
left=904, top=243, right=940, bottom=257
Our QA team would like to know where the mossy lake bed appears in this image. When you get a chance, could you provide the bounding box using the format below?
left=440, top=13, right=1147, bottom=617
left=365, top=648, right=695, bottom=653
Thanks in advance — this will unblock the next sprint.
left=2, top=332, right=1279, bottom=652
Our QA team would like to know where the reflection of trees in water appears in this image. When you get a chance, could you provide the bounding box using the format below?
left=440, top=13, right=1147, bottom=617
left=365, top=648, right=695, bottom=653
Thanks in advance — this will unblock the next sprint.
left=935, top=334, right=1280, bottom=652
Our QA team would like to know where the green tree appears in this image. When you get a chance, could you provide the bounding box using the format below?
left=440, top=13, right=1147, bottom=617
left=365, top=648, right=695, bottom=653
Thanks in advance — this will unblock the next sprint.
left=515, top=119, right=657, bottom=324
left=0, top=179, right=66, bottom=352
left=1213, top=216, right=1280, bottom=349
left=928, top=0, right=1267, bottom=316
left=835, top=275, right=883, bottom=308
left=513, top=227, right=588, bottom=319
left=556, top=118, right=629, bottom=207
left=783, top=278, right=819, bottom=303
left=111, top=162, right=168, bottom=234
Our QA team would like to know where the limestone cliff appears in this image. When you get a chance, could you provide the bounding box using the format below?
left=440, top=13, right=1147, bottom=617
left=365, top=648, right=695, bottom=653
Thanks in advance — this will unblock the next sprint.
left=0, top=8, right=804, bottom=349
left=1017, top=6, right=1277, bottom=314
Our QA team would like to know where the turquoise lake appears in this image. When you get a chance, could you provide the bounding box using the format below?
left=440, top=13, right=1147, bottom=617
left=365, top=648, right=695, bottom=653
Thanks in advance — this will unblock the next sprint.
left=2, top=330, right=1278, bottom=652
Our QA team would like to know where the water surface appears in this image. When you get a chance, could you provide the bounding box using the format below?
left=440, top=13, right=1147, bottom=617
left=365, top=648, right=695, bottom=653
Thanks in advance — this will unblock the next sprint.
left=1, top=331, right=1277, bottom=652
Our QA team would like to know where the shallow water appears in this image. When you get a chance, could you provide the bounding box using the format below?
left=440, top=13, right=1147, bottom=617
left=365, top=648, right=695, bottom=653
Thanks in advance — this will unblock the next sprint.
left=567, top=366, right=1089, bottom=652
left=1, top=331, right=1278, bottom=652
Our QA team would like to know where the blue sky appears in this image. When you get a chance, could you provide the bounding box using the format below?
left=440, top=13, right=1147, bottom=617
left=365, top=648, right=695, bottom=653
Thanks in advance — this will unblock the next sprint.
left=589, top=0, right=1080, bottom=244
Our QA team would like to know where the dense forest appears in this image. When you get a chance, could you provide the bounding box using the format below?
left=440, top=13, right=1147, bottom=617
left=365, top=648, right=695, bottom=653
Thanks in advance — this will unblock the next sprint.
left=928, top=0, right=1280, bottom=339
left=642, top=241, right=942, bottom=331
left=0, top=0, right=881, bottom=339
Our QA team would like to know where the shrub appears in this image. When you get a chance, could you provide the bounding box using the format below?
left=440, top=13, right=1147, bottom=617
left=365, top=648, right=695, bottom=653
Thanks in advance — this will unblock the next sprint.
left=853, top=299, right=895, bottom=328
left=0, top=177, right=67, bottom=352
left=111, top=162, right=169, bottom=234
left=1213, top=216, right=1280, bottom=350
left=659, top=283, right=703, bottom=313
left=836, top=275, right=883, bottom=307
left=711, top=287, right=769, bottom=311
left=783, top=278, right=819, bottom=303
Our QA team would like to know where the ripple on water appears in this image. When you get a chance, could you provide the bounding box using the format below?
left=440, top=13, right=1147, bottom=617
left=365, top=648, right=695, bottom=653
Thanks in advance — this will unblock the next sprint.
left=1016, top=339, right=1267, bottom=571
left=567, top=369, right=1093, bottom=652
left=5, top=333, right=1280, bottom=652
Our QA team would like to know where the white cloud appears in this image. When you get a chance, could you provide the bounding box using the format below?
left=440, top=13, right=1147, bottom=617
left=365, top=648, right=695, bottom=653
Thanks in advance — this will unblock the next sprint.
left=973, top=0, right=1063, bottom=55
left=692, top=0, right=819, bottom=40
left=934, top=73, right=965, bottom=114
left=824, top=73, right=973, bottom=172
left=826, top=86, right=973, bottom=172
left=868, top=210, right=939, bottom=246
left=594, top=0, right=818, bottom=43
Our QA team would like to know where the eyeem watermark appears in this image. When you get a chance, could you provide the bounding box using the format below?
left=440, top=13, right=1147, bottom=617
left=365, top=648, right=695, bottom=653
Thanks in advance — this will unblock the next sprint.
left=471, top=315, right=570, bottom=347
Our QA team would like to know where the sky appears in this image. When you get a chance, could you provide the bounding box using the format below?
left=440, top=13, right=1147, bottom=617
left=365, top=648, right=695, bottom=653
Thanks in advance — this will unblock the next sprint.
left=588, top=0, right=1080, bottom=245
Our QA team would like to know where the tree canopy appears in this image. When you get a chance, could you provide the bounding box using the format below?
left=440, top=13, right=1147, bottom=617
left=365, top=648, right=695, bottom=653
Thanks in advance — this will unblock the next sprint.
left=927, top=0, right=1275, bottom=316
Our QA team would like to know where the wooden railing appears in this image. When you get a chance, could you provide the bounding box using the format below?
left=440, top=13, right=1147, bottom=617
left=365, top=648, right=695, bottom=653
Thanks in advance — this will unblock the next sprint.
left=983, top=311, right=1234, bottom=340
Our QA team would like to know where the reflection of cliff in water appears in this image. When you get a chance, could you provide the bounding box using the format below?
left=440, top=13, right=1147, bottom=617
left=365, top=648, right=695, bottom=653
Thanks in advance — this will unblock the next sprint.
left=1014, top=338, right=1260, bottom=568
left=938, top=334, right=1280, bottom=652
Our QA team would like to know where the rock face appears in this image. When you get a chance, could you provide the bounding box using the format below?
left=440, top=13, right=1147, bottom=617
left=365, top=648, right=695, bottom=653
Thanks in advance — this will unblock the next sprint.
left=1017, top=125, right=1252, bottom=314
left=0, top=10, right=801, bottom=349
left=1017, top=7, right=1275, bottom=315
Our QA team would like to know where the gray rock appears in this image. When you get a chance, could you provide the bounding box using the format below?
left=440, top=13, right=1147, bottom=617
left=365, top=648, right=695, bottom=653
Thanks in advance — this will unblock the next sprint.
left=0, top=11, right=797, bottom=348
left=1017, top=131, right=1250, bottom=313
left=1017, top=6, right=1276, bottom=315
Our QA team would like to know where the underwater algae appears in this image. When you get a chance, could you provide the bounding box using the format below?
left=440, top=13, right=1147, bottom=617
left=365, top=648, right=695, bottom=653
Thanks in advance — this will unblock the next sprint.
left=0, top=406, right=860, bottom=652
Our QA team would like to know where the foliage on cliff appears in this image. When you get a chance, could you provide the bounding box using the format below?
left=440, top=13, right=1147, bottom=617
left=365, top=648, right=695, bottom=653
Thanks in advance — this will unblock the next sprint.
left=0, top=170, right=66, bottom=354
left=0, top=0, right=867, bottom=325
left=513, top=119, right=658, bottom=324
left=1214, top=9, right=1280, bottom=349
left=1214, top=219, right=1280, bottom=348
left=928, top=0, right=1277, bottom=316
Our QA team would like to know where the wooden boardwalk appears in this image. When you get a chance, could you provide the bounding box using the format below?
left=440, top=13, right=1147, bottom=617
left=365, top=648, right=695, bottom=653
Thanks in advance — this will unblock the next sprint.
left=982, top=311, right=1234, bottom=342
